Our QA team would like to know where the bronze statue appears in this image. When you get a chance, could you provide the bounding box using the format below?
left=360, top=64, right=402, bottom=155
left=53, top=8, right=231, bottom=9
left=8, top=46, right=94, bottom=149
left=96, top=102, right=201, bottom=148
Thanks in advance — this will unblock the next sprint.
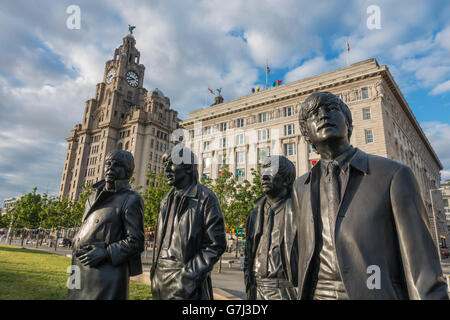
left=293, top=91, right=448, bottom=299
left=244, top=155, right=298, bottom=300
left=67, top=150, right=145, bottom=300
left=150, top=146, right=226, bottom=299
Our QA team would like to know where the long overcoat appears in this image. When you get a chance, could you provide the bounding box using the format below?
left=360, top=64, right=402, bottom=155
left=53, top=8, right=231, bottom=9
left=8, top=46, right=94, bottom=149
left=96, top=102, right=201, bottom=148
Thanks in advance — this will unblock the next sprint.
left=67, top=179, right=145, bottom=300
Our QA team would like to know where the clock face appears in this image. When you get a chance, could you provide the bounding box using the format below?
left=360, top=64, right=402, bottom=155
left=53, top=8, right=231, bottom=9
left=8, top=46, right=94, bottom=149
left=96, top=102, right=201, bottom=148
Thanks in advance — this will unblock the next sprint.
left=106, top=68, right=116, bottom=84
left=126, top=71, right=139, bottom=88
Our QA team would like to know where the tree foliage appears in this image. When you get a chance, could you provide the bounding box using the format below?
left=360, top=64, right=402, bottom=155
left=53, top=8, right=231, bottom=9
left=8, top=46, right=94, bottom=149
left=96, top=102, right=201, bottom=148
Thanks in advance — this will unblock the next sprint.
left=201, top=164, right=263, bottom=230
left=4, top=185, right=94, bottom=230
left=141, top=171, right=171, bottom=229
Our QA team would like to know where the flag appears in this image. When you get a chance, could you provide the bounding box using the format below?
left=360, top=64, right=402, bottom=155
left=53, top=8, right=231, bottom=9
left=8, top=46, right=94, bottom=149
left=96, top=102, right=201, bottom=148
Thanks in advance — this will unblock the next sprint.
left=266, top=64, right=270, bottom=74
left=208, top=88, right=214, bottom=95
left=256, top=85, right=260, bottom=92
left=272, top=81, right=276, bottom=87
left=216, top=88, right=222, bottom=95
left=251, top=88, right=255, bottom=93
left=346, top=39, right=350, bottom=53
left=276, top=80, right=282, bottom=85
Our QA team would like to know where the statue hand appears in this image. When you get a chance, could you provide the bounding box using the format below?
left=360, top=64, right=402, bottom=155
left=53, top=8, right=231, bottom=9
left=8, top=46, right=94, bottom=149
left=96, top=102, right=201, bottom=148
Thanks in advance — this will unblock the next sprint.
left=78, top=243, right=108, bottom=268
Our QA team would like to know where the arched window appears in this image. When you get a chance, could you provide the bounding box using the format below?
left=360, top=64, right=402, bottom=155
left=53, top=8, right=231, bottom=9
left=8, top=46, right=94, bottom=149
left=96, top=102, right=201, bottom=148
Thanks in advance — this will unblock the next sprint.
left=118, top=142, right=123, bottom=150
left=125, top=141, right=129, bottom=150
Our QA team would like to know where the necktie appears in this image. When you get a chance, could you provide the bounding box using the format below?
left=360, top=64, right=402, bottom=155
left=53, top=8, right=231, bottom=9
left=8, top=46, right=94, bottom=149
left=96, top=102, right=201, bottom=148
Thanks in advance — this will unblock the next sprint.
left=162, top=192, right=181, bottom=249
left=325, top=161, right=341, bottom=218
left=259, top=207, right=275, bottom=277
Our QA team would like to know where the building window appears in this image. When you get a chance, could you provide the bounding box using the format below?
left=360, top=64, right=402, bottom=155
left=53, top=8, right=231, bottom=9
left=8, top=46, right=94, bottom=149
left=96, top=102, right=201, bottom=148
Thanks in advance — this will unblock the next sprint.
left=236, top=151, right=245, bottom=164
left=219, top=122, right=227, bottom=132
left=307, top=144, right=315, bottom=153
left=204, top=141, right=211, bottom=151
left=258, top=129, right=270, bottom=141
left=203, top=157, right=211, bottom=169
left=362, top=87, right=369, bottom=99
left=365, top=129, right=374, bottom=143
left=363, top=108, right=371, bottom=120
left=284, top=124, right=295, bottom=136
left=150, top=139, right=154, bottom=148
left=284, top=143, right=296, bottom=156
left=220, top=137, right=227, bottom=148
left=283, top=106, right=293, bottom=117
left=236, top=118, right=245, bottom=128
left=218, top=154, right=227, bottom=165
left=258, top=147, right=270, bottom=162
left=236, top=169, right=245, bottom=182
left=258, top=112, right=269, bottom=123
left=236, top=133, right=245, bottom=146
left=204, top=126, right=211, bottom=135
left=152, top=128, right=156, bottom=136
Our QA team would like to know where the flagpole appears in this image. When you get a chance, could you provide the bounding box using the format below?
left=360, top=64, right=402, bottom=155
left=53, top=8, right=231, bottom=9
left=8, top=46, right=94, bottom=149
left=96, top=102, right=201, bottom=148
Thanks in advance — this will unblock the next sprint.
left=265, top=59, right=268, bottom=90
left=346, top=38, right=350, bottom=67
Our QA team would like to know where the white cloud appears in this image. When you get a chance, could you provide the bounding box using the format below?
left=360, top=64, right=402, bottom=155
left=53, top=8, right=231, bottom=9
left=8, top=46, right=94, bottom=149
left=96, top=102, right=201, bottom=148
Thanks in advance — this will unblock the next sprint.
left=422, top=121, right=450, bottom=182
left=1, top=0, right=450, bottom=203
left=284, top=57, right=338, bottom=83
left=431, top=80, right=450, bottom=95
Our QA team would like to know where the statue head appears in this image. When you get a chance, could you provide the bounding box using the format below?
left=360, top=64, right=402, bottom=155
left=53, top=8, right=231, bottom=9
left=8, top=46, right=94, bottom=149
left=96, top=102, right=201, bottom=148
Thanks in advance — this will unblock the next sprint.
left=162, top=145, right=199, bottom=189
left=261, top=155, right=296, bottom=198
left=298, top=92, right=353, bottom=150
left=104, top=150, right=135, bottom=183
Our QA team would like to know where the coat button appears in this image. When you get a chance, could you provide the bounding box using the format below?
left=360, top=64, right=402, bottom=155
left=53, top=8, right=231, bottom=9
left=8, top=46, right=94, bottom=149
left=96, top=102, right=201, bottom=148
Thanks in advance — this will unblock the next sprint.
left=95, top=219, right=99, bottom=223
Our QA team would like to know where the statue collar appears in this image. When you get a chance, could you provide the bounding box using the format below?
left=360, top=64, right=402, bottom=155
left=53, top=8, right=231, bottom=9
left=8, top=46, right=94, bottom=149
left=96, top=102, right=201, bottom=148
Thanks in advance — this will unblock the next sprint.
left=94, top=179, right=131, bottom=193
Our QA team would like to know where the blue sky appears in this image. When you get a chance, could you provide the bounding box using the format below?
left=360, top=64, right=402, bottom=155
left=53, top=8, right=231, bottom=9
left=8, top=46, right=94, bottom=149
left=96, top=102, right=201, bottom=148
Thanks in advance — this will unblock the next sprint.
left=1, top=0, right=450, bottom=204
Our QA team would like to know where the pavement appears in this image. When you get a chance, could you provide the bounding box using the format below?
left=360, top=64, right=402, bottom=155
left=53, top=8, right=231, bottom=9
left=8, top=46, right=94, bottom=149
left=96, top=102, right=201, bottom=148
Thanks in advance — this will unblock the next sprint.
left=2, top=239, right=450, bottom=299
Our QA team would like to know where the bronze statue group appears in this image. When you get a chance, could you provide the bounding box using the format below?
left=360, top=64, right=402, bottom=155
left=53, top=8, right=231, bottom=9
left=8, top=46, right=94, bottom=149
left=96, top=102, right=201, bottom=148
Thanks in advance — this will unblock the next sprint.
left=67, top=92, right=449, bottom=300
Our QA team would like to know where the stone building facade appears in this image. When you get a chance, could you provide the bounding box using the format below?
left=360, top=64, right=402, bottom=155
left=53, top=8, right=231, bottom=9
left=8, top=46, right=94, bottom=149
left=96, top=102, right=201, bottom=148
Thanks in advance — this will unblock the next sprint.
left=59, top=33, right=179, bottom=200
left=441, top=180, right=450, bottom=231
left=181, top=58, right=442, bottom=218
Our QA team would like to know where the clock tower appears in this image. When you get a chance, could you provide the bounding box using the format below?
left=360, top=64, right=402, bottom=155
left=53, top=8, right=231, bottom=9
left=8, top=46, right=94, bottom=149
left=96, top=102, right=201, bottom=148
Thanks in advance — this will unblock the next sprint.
left=59, top=30, right=179, bottom=200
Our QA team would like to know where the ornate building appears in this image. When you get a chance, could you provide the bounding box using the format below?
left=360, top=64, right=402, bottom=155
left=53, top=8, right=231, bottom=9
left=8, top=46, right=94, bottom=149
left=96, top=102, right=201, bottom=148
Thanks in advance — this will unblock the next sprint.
left=181, top=58, right=442, bottom=226
left=59, top=32, right=179, bottom=200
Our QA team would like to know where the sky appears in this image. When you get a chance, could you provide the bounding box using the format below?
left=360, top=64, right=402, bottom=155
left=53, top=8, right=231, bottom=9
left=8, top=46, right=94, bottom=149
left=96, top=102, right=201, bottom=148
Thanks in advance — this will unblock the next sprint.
left=1, top=0, right=450, bottom=204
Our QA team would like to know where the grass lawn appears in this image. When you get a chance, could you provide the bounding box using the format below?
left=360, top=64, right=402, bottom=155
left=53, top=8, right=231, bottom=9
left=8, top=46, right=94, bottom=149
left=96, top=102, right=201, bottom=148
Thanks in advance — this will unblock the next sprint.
left=0, top=244, right=152, bottom=300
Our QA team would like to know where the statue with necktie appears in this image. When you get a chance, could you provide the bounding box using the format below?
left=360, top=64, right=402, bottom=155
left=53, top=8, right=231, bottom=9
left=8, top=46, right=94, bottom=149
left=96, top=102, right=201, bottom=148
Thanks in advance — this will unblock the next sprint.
left=244, top=155, right=298, bottom=300
left=293, top=91, right=448, bottom=300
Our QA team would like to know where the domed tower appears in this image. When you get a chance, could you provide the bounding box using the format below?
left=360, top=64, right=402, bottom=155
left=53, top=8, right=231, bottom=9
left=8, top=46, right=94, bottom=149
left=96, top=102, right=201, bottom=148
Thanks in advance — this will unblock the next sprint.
left=59, top=28, right=179, bottom=200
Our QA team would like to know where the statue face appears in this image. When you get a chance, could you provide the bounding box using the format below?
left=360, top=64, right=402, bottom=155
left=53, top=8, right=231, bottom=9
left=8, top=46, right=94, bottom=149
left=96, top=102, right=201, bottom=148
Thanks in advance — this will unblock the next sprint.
left=104, top=156, right=127, bottom=183
left=162, top=153, right=190, bottom=188
left=305, top=103, right=349, bottom=146
left=261, top=162, right=285, bottom=196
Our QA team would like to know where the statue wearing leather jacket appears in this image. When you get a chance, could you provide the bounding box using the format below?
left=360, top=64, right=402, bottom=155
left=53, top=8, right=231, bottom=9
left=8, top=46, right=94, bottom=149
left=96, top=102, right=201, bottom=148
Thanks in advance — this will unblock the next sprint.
left=244, top=155, right=298, bottom=300
left=150, top=146, right=226, bottom=300
left=67, top=150, right=145, bottom=300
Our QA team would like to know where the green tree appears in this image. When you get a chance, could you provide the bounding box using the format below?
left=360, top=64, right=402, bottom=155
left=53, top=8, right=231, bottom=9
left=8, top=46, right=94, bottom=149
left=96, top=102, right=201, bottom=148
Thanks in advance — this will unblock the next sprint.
left=141, top=171, right=171, bottom=230
left=201, top=165, right=237, bottom=229
left=5, top=188, right=43, bottom=229
left=68, top=185, right=94, bottom=226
